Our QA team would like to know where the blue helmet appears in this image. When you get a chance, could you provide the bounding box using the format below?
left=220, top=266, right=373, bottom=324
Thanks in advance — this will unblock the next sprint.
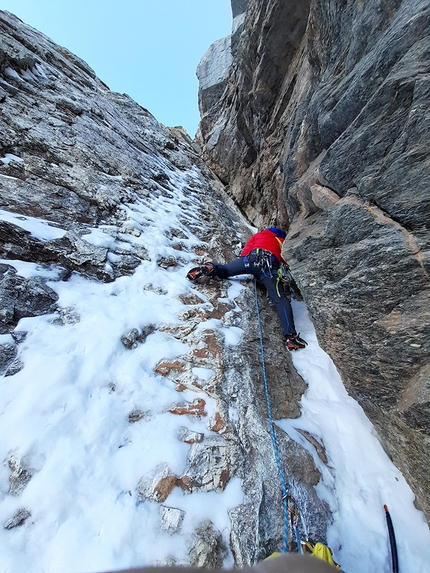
left=266, top=227, right=286, bottom=239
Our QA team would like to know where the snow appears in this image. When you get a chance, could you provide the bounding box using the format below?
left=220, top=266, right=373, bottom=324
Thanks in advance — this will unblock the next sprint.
left=278, top=300, right=430, bottom=573
left=81, top=228, right=118, bottom=249
left=192, top=367, right=215, bottom=381
left=0, top=153, right=24, bottom=165
left=4, top=67, right=20, bottom=80
left=0, top=258, right=63, bottom=280
left=0, top=165, right=429, bottom=572
left=0, top=209, right=66, bottom=242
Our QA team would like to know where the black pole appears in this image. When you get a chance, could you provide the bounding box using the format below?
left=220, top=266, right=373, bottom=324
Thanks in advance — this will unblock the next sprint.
left=384, top=505, right=399, bottom=573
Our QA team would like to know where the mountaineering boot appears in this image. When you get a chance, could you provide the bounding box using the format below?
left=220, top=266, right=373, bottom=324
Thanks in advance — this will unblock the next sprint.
left=186, top=264, right=214, bottom=281
left=284, top=333, right=307, bottom=351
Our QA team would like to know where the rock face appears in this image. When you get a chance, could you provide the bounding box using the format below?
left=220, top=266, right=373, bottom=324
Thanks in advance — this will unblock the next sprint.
left=0, top=10, right=330, bottom=567
left=0, top=9, right=196, bottom=282
left=197, top=0, right=430, bottom=519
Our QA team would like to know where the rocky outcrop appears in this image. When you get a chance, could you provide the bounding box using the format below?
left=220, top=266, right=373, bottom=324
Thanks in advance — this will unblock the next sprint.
left=0, top=9, right=200, bottom=283
left=197, top=0, right=430, bottom=519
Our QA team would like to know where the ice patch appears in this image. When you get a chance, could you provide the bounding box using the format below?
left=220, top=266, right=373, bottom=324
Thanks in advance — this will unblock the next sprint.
left=192, top=367, right=215, bottom=381
left=0, top=258, right=64, bottom=279
left=4, top=67, right=20, bottom=80
left=1, top=153, right=24, bottom=165
left=81, top=228, right=117, bottom=249
left=0, top=209, right=66, bottom=242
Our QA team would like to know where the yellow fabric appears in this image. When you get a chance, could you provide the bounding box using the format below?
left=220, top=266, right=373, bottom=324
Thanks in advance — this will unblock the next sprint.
left=276, top=269, right=282, bottom=297
left=264, top=552, right=283, bottom=561
left=264, top=544, right=340, bottom=569
left=311, top=543, right=339, bottom=568
left=275, top=236, right=284, bottom=251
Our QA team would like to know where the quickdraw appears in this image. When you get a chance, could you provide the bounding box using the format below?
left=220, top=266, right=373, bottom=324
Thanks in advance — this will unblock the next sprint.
left=276, top=264, right=293, bottom=298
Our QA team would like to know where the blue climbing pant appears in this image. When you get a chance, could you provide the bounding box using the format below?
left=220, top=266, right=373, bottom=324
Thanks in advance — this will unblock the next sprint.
left=212, top=251, right=296, bottom=336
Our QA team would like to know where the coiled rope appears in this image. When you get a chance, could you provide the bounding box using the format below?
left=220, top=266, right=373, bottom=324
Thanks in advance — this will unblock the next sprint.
left=253, top=278, right=290, bottom=552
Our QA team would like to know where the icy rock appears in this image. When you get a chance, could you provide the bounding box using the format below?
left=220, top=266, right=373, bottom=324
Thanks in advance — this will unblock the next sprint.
left=136, top=463, right=178, bottom=503
left=143, top=283, right=167, bottom=295
left=177, top=427, right=204, bottom=445
left=188, top=519, right=226, bottom=568
left=121, top=328, right=140, bottom=349
left=182, top=436, right=236, bottom=493
left=168, top=398, right=207, bottom=418
left=64, top=232, right=108, bottom=266
left=0, top=266, right=58, bottom=334
left=160, top=505, right=185, bottom=534
left=134, top=245, right=150, bottom=261
left=157, top=256, right=179, bottom=269
left=0, top=342, right=17, bottom=375
left=11, top=331, right=27, bottom=344
left=4, top=358, right=24, bottom=377
left=128, top=409, right=148, bottom=424
left=4, top=507, right=31, bottom=529
left=51, top=307, right=81, bottom=325
left=121, top=325, right=155, bottom=349
left=8, top=456, right=34, bottom=496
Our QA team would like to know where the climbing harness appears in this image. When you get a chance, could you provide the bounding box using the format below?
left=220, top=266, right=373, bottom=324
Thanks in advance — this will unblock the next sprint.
left=244, top=249, right=277, bottom=279
left=253, top=278, right=290, bottom=553
left=384, top=505, right=399, bottom=573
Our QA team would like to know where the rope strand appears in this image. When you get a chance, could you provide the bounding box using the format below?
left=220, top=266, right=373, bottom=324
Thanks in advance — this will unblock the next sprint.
left=253, top=279, right=290, bottom=552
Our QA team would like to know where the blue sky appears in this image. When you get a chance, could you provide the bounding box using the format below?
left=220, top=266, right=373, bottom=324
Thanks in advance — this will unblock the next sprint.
left=2, top=1, right=232, bottom=136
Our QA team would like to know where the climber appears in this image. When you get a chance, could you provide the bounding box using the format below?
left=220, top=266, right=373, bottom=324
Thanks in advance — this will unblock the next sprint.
left=186, top=228, right=307, bottom=351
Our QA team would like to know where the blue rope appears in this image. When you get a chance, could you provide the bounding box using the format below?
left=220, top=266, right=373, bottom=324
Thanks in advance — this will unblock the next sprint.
left=253, top=279, right=290, bottom=553
left=295, top=524, right=302, bottom=554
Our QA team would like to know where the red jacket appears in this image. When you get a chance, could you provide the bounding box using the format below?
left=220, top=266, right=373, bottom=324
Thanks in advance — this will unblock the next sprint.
left=241, top=229, right=286, bottom=263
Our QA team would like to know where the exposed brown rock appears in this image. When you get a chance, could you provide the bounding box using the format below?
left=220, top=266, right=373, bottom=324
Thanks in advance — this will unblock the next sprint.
left=137, top=464, right=179, bottom=503
left=153, top=476, right=179, bottom=503
left=168, top=398, right=207, bottom=417
left=193, top=348, right=208, bottom=358
left=157, top=256, right=179, bottom=269
left=179, top=293, right=205, bottom=306
left=177, top=475, right=202, bottom=493
left=205, top=301, right=235, bottom=320
left=202, top=331, right=222, bottom=359
left=155, top=360, right=186, bottom=377
left=210, top=412, right=226, bottom=434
